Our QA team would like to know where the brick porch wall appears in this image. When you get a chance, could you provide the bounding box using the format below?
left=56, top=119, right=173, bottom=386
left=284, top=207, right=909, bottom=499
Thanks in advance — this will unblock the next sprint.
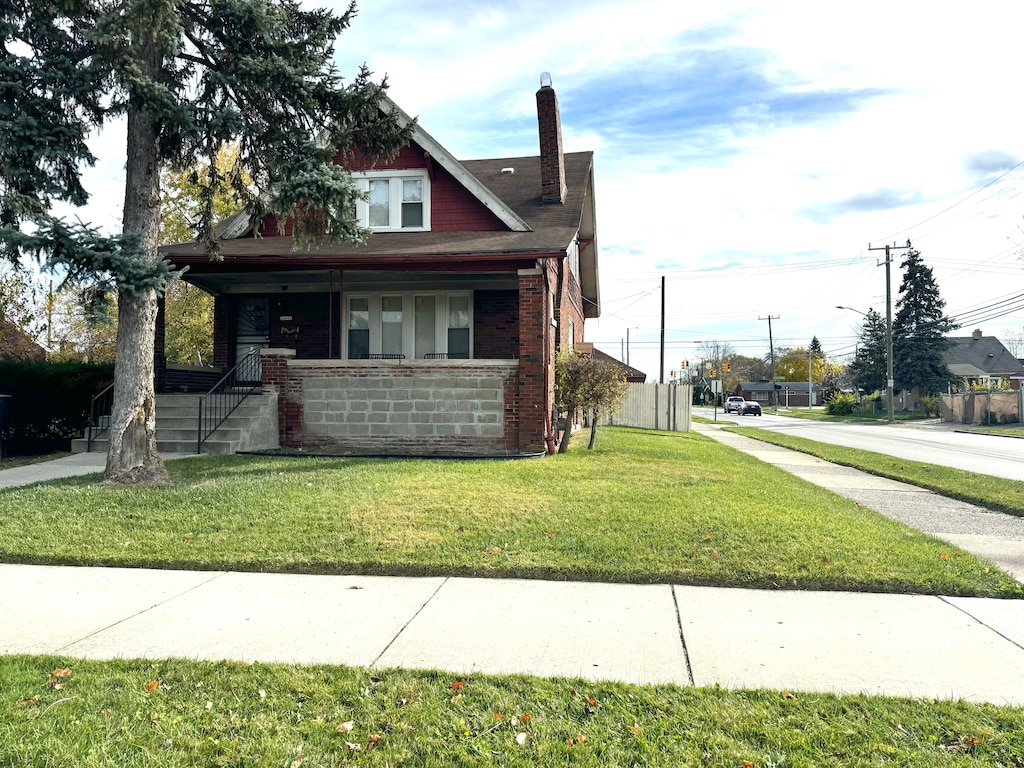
left=261, top=350, right=526, bottom=456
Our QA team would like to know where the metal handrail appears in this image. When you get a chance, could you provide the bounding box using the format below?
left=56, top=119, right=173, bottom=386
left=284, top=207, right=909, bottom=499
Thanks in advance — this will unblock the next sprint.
left=196, top=350, right=263, bottom=453
left=87, top=383, right=115, bottom=452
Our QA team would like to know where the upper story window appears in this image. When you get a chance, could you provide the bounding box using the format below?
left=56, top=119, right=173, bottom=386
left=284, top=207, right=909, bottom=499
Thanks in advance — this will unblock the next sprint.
left=354, top=171, right=430, bottom=231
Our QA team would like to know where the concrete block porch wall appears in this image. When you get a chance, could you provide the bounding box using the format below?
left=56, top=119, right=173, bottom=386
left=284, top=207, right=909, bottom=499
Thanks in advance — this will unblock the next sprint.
left=261, top=349, right=524, bottom=456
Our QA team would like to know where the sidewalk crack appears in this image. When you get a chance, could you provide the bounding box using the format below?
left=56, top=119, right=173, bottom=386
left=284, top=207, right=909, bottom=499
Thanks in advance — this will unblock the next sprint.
left=939, top=595, right=1024, bottom=653
left=671, top=585, right=696, bottom=687
left=371, top=577, right=449, bottom=668
left=56, top=571, right=230, bottom=653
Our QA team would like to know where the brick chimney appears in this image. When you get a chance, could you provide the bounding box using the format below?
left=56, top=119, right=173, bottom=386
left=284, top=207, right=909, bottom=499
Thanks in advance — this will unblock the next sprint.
left=536, top=72, right=566, bottom=204
left=973, top=329, right=983, bottom=339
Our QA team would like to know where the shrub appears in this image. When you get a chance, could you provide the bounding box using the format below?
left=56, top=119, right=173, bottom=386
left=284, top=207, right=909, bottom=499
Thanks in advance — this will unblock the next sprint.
left=919, top=394, right=941, bottom=417
left=825, top=391, right=856, bottom=415
left=0, top=360, right=114, bottom=456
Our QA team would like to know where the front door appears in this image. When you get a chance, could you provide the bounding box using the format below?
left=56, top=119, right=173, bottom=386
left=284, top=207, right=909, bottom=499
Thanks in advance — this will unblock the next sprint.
left=235, top=297, right=269, bottom=383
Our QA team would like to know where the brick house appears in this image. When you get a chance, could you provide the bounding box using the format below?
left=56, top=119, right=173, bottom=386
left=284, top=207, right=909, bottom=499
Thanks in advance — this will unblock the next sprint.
left=159, top=77, right=600, bottom=456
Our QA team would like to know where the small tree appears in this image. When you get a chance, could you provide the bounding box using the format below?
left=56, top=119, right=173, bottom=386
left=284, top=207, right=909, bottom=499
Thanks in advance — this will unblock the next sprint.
left=554, top=352, right=629, bottom=452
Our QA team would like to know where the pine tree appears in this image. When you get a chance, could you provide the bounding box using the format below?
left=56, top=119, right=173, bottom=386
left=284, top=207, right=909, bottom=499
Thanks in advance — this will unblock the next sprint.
left=1, top=0, right=411, bottom=483
left=847, top=308, right=887, bottom=394
left=892, top=248, right=953, bottom=396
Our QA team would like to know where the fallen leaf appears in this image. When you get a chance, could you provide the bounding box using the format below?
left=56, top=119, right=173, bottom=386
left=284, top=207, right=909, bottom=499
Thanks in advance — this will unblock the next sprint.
left=450, top=680, right=465, bottom=691
left=51, top=668, right=72, bottom=679
left=576, top=734, right=587, bottom=743
left=704, top=534, right=713, bottom=541
left=783, top=691, right=796, bottom=700
left=145, top=680, right=159, bottom=692
left=547, top=531, right=554, bottom=538
left=520, top=713, right=531, bottom=723
left=516, top=732, right=533, bottom=746
left=585, top=696, right=597, bottom=706
left=290, top=758, right=306, bottom=768
left=566, top=738, right=574, bottom=746
left=337, top=720, right=355, bottom=733
left=343, top=742, right=361, bottom=751
left=940, top=553, right=951, bottom=561
left=17, top=697, right=41, bottom=707
left=258, top=689, right=266, bottom=699
left=369, top=734, right=382, bottom=744
left=822, top=556, right=830, bottom=564
left=743, top=761, right=754, bottom=768
left=711, top=549, right=719, bottom=559
left=630, top=723, right=642, bottom=734
left=491, top=546, right=502, bottom=553
left=493, top=712, right=503, bottom=720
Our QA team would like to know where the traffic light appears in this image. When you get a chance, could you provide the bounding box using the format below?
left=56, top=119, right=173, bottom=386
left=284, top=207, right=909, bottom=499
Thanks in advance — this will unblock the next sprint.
left=710, top=369, right=716, bottom=378
left=723, top=362, right=731, bottom=373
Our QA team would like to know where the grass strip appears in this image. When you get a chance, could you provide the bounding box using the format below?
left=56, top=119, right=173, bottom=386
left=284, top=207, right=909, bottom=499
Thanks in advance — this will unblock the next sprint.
left=727, top=425, right=1024, bottom=518
left=0, top=427, right=1018, bottom=596
left=2, top=655, right=1022, bottom=767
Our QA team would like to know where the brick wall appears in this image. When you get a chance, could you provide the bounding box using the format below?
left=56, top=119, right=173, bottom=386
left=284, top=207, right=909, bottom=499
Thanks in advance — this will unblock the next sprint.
left=517, top=270, right=549, bottom=454
left=474, top=290, right=519, bottom=359
left=269, top=293, right=337, bottom=358
left=261, top=351, right=523, bottom=456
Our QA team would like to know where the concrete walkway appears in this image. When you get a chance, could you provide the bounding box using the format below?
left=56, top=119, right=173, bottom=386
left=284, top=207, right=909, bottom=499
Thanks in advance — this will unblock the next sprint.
left=2, top=439, right=1024, bottom=705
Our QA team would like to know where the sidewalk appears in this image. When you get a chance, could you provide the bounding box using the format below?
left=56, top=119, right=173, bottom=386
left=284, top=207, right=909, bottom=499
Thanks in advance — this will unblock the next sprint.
left=0, top=451, right=198, bottom=489
left=2, top=443, right=1024, bottom=705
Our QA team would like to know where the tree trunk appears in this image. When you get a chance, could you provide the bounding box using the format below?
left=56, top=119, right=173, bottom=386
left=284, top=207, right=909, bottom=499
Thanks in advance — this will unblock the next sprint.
left=104, top=36, right=169, bottom=485
left=588, top=409, right=599, bottom=449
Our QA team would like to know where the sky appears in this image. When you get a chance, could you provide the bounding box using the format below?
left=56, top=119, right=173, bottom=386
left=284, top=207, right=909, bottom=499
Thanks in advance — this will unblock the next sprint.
left=72, top=0, right=1024, bottom=382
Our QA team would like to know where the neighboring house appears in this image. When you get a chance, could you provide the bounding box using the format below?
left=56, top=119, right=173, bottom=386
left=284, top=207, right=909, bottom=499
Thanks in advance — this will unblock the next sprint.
left=591, top=348, right=646, bottom=383
left=159, top=77, right=599, bottom=456
left=944, top=329, right=1024, bottom=391
left=0, top=319, right=45, bottom=361
left=736, top=380, right=821, bottom=407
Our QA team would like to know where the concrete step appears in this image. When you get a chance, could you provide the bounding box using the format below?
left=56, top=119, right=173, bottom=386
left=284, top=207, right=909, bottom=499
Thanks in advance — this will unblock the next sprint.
left=74, top=392, right=279, bottom=456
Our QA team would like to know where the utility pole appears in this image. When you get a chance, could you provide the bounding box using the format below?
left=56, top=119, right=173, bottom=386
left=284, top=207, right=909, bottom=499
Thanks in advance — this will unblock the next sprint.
left=868, top=240, right=911, bottom=424
left=759, top=314, right=780, bottom=411
left=659, top=276, right=666, bottom=383
left=808, top=346, right=813, bottom=408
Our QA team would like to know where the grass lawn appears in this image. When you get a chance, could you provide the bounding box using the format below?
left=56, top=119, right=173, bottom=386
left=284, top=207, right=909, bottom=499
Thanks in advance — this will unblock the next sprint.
left=770, top=407, right=933, bottom=423
left=727, top=425, right=1024, bottom=519
left=0, top=427, right=1018, bottom=596
left=2, top=655, right=1022, bottom=767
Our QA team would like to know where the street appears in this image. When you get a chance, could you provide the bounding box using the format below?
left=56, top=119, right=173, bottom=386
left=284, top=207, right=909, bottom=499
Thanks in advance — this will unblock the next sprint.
left=696, top=407, right=1024, bottom=482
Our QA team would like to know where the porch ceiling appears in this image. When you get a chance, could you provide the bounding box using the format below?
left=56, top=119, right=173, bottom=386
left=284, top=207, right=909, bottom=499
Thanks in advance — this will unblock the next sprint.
left=182, top=269, right=520, bottom=295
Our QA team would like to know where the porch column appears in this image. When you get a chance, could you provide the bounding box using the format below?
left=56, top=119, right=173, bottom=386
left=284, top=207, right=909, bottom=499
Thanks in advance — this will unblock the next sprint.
left=517, top=268, right=548, bottom=454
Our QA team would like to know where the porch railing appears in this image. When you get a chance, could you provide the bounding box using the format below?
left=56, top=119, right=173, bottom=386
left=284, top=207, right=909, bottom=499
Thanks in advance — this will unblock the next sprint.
left=196, top=350, right=262, bottom=453
left=86, top=383, right=115, bottom=452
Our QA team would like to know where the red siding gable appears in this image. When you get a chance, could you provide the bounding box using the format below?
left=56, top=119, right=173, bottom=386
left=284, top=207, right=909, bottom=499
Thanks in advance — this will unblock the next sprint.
left=256, top=141, right=507, bottom=236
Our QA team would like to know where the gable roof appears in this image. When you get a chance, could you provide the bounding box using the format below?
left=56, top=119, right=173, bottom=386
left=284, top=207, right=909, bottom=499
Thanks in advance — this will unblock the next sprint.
left=0, top=319, right=45, bottom=361
left=944, top=334, right=1024, bottom=378
left=592, top=348, right=646, bottom=382
left=160, top=93, right=601, bottom=318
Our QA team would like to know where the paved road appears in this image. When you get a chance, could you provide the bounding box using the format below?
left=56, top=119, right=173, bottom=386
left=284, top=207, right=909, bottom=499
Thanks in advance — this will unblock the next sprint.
left=696, top=407, right=1024, bottom=481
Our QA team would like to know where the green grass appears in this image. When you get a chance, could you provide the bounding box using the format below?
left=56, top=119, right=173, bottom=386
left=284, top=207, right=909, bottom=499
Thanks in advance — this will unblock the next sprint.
left=727, top=425, right=1024, bottom=519
left=771, top=407, right=933, bottom=423
left=2, top=655, right=1022, bottom=767
left=0, top=427, right=1018, bottom=596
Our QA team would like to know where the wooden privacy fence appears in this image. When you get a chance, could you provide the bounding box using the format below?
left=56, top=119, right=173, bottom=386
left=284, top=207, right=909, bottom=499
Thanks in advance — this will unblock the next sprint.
left=941, top=391, right=1021, bottom=425
left=602, top=383, right=692, bottom=432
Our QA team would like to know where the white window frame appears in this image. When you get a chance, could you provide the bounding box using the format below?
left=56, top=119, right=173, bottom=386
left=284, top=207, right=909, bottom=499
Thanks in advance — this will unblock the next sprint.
left=344, top=291, right=472, bottom=359
left=352, top=170, right=430, bottom=231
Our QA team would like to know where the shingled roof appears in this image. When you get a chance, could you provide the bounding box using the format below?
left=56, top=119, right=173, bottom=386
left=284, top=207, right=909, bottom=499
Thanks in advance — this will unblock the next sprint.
left=944, top=331, right=1024, bottom=379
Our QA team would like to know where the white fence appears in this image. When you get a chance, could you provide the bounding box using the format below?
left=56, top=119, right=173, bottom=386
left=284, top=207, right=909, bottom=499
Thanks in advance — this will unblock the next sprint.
left=603, top=383, right=692, bottom=432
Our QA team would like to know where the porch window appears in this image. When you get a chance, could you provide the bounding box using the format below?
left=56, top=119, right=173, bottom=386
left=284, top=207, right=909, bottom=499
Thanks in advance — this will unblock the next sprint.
left=348, top=297, right=370, bottom=360
left=447, top=295, right=470, bottom=358
left=353, top=171, right=430, bottom=231
left=381, top=296, right=404, bottom=356
left=344, top=291, right=472, bottom=359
